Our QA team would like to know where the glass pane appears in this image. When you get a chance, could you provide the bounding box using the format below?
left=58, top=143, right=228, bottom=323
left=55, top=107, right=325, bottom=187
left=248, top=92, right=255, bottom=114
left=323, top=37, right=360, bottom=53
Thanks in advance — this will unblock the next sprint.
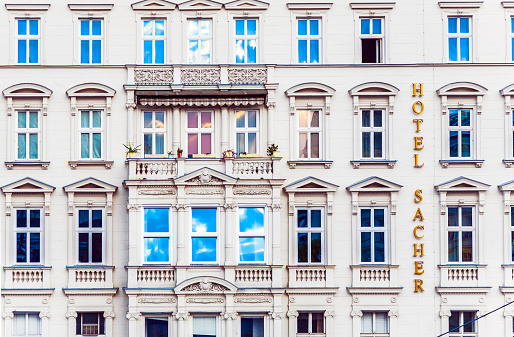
left=361, top=209, right=371, bottom=227
left=189, top=40, right=199, bottom=63
left=449, top=311, right=459, bottom=331
left=374, top=232, right=385, bottom=262
left=235, top=39, right=244, bottom=63
left=512, top=232, right=514, bottom=261
left=28, top=313, right=41, bottom=334
left=92, top=233, right=102, bottom=262
left=14, top=314, right=26, bottom=335
left=17, top=233, right=27, bottom=262
left=155, top=40, right=164, bottom=63
left=298, top=233, right=308, bottom=263
left=448, top=232, right=459, bottom=262
left=92, top=210, right=102, bottom=228
left=449, top=131, right=459, bottom=157
left=248, top=20, right=257, bottom=35
left=310, top=111, right=320, bottom=127
left=188, top=134, right=198, bottom=155
left=92, top=20, right=101, bottom=35
left=373, top=110, right=382, bottom=127
left=375, top=312, right=388, bottom=333
left=462, top=231, right=473, bottom=262
left=298, top=20, right=307, bottom=35
left=92, top=40, right=101, bottom=63
left=362, top=132, right=370, bottom=158
left=239, top=237, right=265, bottom=262
left=312, top=313, right=324, bottom=333
left=192, top=208, right=217, bottom=232
left=297, top=313, right=308, bottom=333
left=189, top=20, right=198, bottom=36
left=188, top=111, right=198, bottom=128
left=374, top=132, right=383, bottom=158
left=79, top=210, right=89, bottom=228
left=201, top=112, right=211, bottom=128
left=361, top=232, right=371, bottom=262
left=448, top=208, right=458, bottom=226
left=200, top=41, right=211, bottom=64
left=18, top=134, right=26, bottom=159
left=462, top=208, right=473, bottom=226
left=374, top=209, right=384, bottom=227
left=461, top=109, right=471, bottom=126
left=449, top=110, right=459, bottom=126
left=362, top=110, right=370, bottom=127
left=29, top=111, right=38, bottom=128
left=143, top=20, right=153, bottom=36
left=248, top=110, right=257, bottom=128
left=460, top=17, right=470, bottom=33
left=248, top=39, right=257, bottom=63
left=29, top=134, right=38, bottom=159
left=81, top=20, right=90, bottom=36
left=310, top=20, right=319, bottom=35
left=81, top=133, right=90, bottom=158
left=200, top=20, right=210, bottom=36
left=29, top=40, right=38, bottom=63
left=81, top=111, right=90, bottom=128
left=299, top=133, right=308, bottom=158
left=192, top=237, right=217, bottom=262
left=30, top=210, right=40, bottom=228
left=463, top=312, right=475, bottom=332
left=201, top=133, right=211, bottom=154
left=155, top=133, right=164, bottom=154
left=239, top=207, right=264, bottom=233
left=236, top=110, right=245, bottom=128
left=18, top=40, right=27, bottom=63
left=248, top=133, right=257, bottom=153
left=18, top=111, right=26, bottom=128
left=18, top=20, right=27, bottom=35
left=361, top=312, right=373, bottom=333
left=144, top=40, right=152, bottom=64
left=146, top=317, right=168, bottom=337
left=78, top=233, right=89, bottom=263
left=461, top=131, right=470, bottom=157
left=241, top=316, right=264, bottom=337
left=449, top=38, right=457, bottom=61
left=155, top=20, right=164, bottom=35
left=361, top=19, right=370, bottom=34
left=193, top=317, right=216, bottom=335
left=311, top=233, right=321, bottom=263
left=144, top=208, right=169, bottom=232
left=17, top=210, right=27, bottom=228
left=460, top=38, right=470, bottom=61
left=144, top=237, right=169, bottom=262
left=297, top=210, right=308, bottom=228
left=311, top=209, right=322, bottom=228
left=91, top=111, right=101, bottom=128
left=310, top=133, right=319, bottom=158
left=144, top=134, right=152, bottom=155
left=299, top=110, right=308, bottom=128
left=29, top=20, right=38, bottom=35
left=310, top=40, right=319, bottom=63
left=372, top=18, right=382, bottom=34
left=448, top=18, right=458, bottom=33
left=298, top=40, right=307, bottom=63
left=236, top=133, right=245, bottom=154
left=235, top=20, right=244, bottom=35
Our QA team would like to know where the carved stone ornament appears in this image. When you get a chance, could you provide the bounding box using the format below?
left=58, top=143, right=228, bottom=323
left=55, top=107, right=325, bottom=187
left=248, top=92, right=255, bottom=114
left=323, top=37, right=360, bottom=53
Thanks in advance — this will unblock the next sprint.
left=127, top=204, right=140, bottom=211
left=271, top=312, right=284, bottom=320
left=66, top=311, right=78, bottom=319
left=39, top=312, right=51, bottom=319
left=3, top=312, right=14, bottom=319
left=351, top=309, right=363, bottom=317
left=388, top=310, right=399, bottom=318
left=138, top=189, right=176, bottom=195
left=138, top=298, right=176, bottom=304
left=175, top=312, right=190, bottom=320
left=228, top=68, right=267, bottom=85
left=222, top=312, right=237, bottom=320
left=440, top=309, right=451, bottom=318
left=103, top=311, right=115, bottom=319
left=187, top=171, right=224, bottom=185
left=186, top=298, right=224, bottom=304
left=287, top=310, right=299, bottom=318
left=324, top=310, right=336, bottom=318
left=126, top=312, right=142, bottom=321
left=233, top=188, right=271, bottom=196
left=182, top=279, right=230, bottom=293
left=185, top=187, right=224, bottom=196
left=234, top=297, right=272, bottom=304
left=181, top=68, right=221, bottom=85
left=504, top=309, right=514, bottom=317
left=134, top=69, right=173, bottom=85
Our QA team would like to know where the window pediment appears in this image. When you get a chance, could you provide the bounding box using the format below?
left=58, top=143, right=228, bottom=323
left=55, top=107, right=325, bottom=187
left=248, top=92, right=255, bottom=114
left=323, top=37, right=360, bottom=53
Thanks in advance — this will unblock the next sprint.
left=499, top=179, right=514, bottom=191
left=285, top=82, right=335, bottom=97
left=131, top=0, right=176, bottom=10
left=501, top=83, right=514, bottom=96
left=438, top=1, right=483, bottom=9
left=224, top=0, right=269, bottom=10
left=3, top=83, right=52, bottom=98
left=286, top=3, right=333, bottom=11
left=349, top=82, right=399, bottom=96
left=284, top=176, right=338, bottom=193
left=174, top=167, right=237, bottom=185
left=68, top=4, right=114, bottom=11
left=349, top=2, right=396, bottom=10
left=175, top=276, right=237, bottom=293
left=63, top=177, right=117, bottom=194
left=437, top=82, right=487, bottom=96
left=178, top=0, right=223, bottom=11
left=67, top=83, right=116, bottom=98
left=347, top=176, right=402, bottom=193
left=5, top=4, right=50, bottom=11
left=435, top=176, right=490, bottom=192
left=1, top=177, right=55, bottom=194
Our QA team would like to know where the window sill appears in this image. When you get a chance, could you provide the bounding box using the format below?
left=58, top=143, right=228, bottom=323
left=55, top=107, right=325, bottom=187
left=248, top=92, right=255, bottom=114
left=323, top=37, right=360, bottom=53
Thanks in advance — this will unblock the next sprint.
left=287, top=160, right=332, bottom=169
left=350, top=160, right=396, bottom=169
left=68, top=161, right=114, bottom=169
left=503, top=159, right=514, bottom=168
left=439, top=159, right=484, bottom=168
left=4, top=265, right=52, bottom=270
left=5, top=161, right=50, bottom=170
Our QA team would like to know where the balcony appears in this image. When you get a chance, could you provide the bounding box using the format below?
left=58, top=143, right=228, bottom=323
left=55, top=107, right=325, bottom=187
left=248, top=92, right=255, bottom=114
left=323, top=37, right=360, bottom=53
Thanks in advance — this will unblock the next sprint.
left=67, top=266, right=114, bottom=289
left=439, top=265, right=487, bottom=287
left=288, top=265, right=334, bottom=288
left=3, top=266, right=51, bottom=289
left=127, top=266, right=176, bottom=288
left=351, top=265, right=399, bottom=288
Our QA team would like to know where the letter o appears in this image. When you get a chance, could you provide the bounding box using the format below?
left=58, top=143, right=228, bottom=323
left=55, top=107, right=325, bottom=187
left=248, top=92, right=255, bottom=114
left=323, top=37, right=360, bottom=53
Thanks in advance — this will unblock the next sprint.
left=412, top=101, right=424, bottom=114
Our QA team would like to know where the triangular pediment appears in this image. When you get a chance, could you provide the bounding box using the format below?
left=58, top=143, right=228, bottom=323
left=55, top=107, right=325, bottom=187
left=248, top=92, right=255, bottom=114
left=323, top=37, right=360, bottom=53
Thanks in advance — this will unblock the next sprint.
left=174, top=167, right=237, bottom=185
left=1, top=178, right=55, bottom=194
left=63, top=177, right=117, bottom=194
left=284, top=176, right=338, bottom=193
left=347, top=176, right=402, bottom=192
left=175, top=276, right=237, bottom=293
left=131, top=0, right=176, bottom=10
left=435, top=176, right=490, bottom=192
left=499, top=179, right=514, bottom=192
left=178, top=0, right=222, bottom=10
left=224, top=0, right=269, bottom=10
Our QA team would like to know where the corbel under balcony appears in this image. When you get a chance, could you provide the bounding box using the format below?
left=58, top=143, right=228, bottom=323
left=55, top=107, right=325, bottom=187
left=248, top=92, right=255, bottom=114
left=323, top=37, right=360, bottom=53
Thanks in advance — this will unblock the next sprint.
left=68, top=161, right=114, bottom=169
left=439, top=159, right=484, bottom=168
left=287, top=160, right=333, bottom=169
left=350, top=160, right=397, bottom=169
left=5, top=161, right=50, bottom=170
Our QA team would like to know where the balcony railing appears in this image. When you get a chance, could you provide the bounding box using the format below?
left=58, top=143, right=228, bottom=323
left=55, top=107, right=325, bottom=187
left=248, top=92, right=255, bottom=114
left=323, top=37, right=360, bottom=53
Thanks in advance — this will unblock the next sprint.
left=439, top=265, right=486, bottom=287
left=127, top=266, right=176, bottom=288
left=351, top=265, right=399, bottom=288
left=288, top=265, right=334, bottom=288
left=67, top=266, right=114, bottom=289
left=4, top=266, right=51, bottom=289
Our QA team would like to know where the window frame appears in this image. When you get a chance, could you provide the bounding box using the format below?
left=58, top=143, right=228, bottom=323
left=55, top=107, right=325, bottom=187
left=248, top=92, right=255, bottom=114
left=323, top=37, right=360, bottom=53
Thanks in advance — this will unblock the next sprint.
left=79, top=110, right=104, bottom=160
left=16, top=18, right=40, bottom=64
left=239, top=315, right=266, bottom=337
left=361, top=311, right=390, bottom=337
left=142, top=110, right=167, bottom=156
left=142, top=18, right=166, bottom=64
left=190, top=206, right=219, bottom=264
left=76, top=312, right=106, bottom=337
left=186, top=110, right=214, bottom=156
left=447, top=16, right=472, bottom=62
left=295, top=17, right=322, bottom=64
left=145, top=315, right=171, bottom=337
left=237, top=205, right=267, bottom=264
left=448, top=108, right=473, bottom=159
left=233, top=18, right=259, bottom=64
left=79, top=19, right=103, bottom=65
left=13, top=312, right=41, bottom=337
left=359, top=17, right=384, bottom=64
left=234, top=109, right=260, bottom=154
left=297, top=109, right=322, bottom=160
left=15, top=110, right=41, bottom=161
left=142, top=207, right=172, bottom=264
left=76, top=208, right=105, bottom=264
left=358, top=207, right=388, bottom=264
left=14, top=208, right=43, bottom=265
left=448, top=310, right=477, bottom=337
left=359, top=109, right=386, bottom=160
left=297, top=311, right=325, bottom=336
left=192, top=314, right=218, bottom=337
left=295, top=207, right=325, bottom=265
left=446, top=206, right=476, bottom=264
left=187, top=18, right=213, bottom=64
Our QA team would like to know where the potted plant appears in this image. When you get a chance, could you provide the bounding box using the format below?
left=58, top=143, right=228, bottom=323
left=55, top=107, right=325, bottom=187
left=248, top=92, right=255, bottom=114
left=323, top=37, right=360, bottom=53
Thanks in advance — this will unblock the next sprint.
left=167, top=150, right=174, bottom=159
left=267, top=143, right=279, bottom=157
left=222, top=149, right=235, bottom=158
left=123, top=143, right=141, bottom=158
left=177, top=147, right=183, bottom=158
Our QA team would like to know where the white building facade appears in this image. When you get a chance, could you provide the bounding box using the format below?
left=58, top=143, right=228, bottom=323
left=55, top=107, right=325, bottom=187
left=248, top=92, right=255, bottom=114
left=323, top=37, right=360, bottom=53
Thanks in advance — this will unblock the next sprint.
left=2, top=0, right=514, bottom=337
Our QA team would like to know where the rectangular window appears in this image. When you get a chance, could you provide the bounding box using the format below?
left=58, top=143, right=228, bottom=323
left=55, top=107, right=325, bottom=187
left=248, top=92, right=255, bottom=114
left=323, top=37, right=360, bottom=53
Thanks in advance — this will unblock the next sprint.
left=235, top=19, right=258, bottom=63
left=448, top=17, right=471, bottom=62
left=241, top=316, right=264, bottom=337
left=297, top=19, right=320, bottom=63
left=360, top=18, right=383, bottom=63
left=78, top=209, right=104, bottom=264
left=361, top=312, right=389, bottom=337
left=143, top=208, right=170, bottom=263
left=143, top=19, right=165, bottom=64
left=188, top=19, right=212, bottom=64
left=16, top=111, right=40, bottom=160
left=15, top=209, right=42, bottom=264
left=511, top=17, right=514, bottom=62
left=146, top=317, right=168, bottom=337
left=13, top=312, right=41, bottom=337
left=193, top=316, right=216, bottom=337
left=143, top=111, right=166, bottom=155
left=298, top=110, right=321, bottom=159
left=80, top=19, right=102, bottom=64
left=447, top=207, right=475, bottom=263
left=359, top=208, right=387, bottom=263
left=297, top=312, right=324, bottom=335
left=296, top=208, right=324, bottom=264
left=449, top=109, right=472, bottom=158
left=235, top=110, right=259, bottom=154
left=238, top=207, right=265, bottom=263
left=511, top=206, right=514, bottom=262
left=191, top=208, right=218, bottom=263
left=80, top=110, right=103, bottom=159
left=187, top=111, right=213, bottom=155
left=17, top=19, right=39, bottom=64
left=448, top=311, right=476, bottom=336
left=76, top=312, right=105, bottom=337
left=360, top=109, right=384, bottom=159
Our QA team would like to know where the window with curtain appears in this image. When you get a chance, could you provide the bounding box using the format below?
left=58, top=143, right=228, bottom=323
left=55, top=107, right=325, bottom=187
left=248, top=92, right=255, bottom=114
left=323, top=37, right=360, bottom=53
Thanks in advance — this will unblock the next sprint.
left=80, top=19, right=102, bottom=64
left=359, top=208, right=387, bottom=263
left=187, top=111, right=213, bottom=155
left=241, top=316, right=264, bottom=337
left=191, top=208, right=218, bottom=263
left=13, top=312, right=41, bottom=337
left=297, top=312, right=324, bottom=335
left=448, top=311, right=476, bottom=337
left=15, top=209, right=42, bottom=264
left=77, top=209, right=104, bottom=264
left=143, top=19, right=165, bottom=64
left=361, top=312, right=389, bottom=337
left=235, top=110, right=259, bottom=154
left=145, top=317, right=168, bottom=337
left=143, top=111, right=166, bottom=155
left=360, top=18, right=383, bottom=63
left=360, top=109, right=384, bottom=159
left=16, top=111, right=39, bottom=160
left=76, top=312, right=105, bottom=336
left=296, top=208, right=324, bottom=264
left=298, top=110, right=321, bottom=159
left=17, top=19, right=39, bottom=64
left=143, top=208, right=170, bottom=263
left=235, top=19, right=258, bottom=63
left=188, top=19, right=212, bottom=64
left=448, top=17, right=471, bottom=62
left=447, top=207, right=475, bottom=263
left=297, top=18, right=320, bottom=63
left=449, top=109, right=472, bottom=158
left=193, top=316, right=216, bottom=337
left=80, top=110, right=103, bottom=160
left=238, top=207, right=265, bottom=263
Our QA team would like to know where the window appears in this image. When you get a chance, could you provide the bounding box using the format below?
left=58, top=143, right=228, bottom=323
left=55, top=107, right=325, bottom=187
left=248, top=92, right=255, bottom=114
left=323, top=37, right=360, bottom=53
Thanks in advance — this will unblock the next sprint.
left=146, top=317, right=168, bottom=337
left=448, top=109, right=472, bottom=158
left=298, top=110, right=321, bottom=159
left=297, top=312, right=324, bottom=335
left=447, top=207, right=475, bottom=263
left=16, top=111, right=39, bottom=160
left=188, top=19, right=212, bottom=64
left=78, top=209, right=104, bottom=264
left=511, top=17, right=514, bottom=61
left=296, top=19, right=320, bottom=64
left=143, top=111, right=166, bottom=155
left=448, top=311, right=476, bottom=336
left=359, top=208, right=387, bottom=263
left=17, top=19, right=39, bottom=64
left=15, top=209, right=42, bottom=264
left=187, top=111, right=213, bottom=156
left=361, top=312, right=389, bottom=337
left=235, top=19, right=257, bottom=63
left=511, top=206, right=514, bottom=262
left=512, top=111, right=514, bottom=158
left=191, top=208, right=217, bottom=263
left=296, top=208, right=324, bottom=264
left=448, top=17, right=471, bottom=62
left=238, top=207, right=265, bottom=263
left=360, top=109, right=385, bottom=159
left=241, top=316, right=264, bottom=337
left=13, top=312, right=41, bottom=337
left=144, top=208, right=170, bottom=263
left=80, top=19, right=102, bottom=64
left=360, top=18, right=383, bottom=63
left=143, top=19, right=165, bottom=64
left=235, top=110, right=258, bottom=154
left=76, top=312, right=105, bottom=337
left=80, top=110, right=103, bottom=159
left=193, top=316, right=216, bottom=337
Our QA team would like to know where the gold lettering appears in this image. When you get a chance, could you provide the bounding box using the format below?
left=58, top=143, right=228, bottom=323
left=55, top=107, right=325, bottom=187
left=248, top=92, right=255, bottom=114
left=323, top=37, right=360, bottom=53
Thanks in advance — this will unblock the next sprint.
left=414, top=153, right=424, bottom=167
left=413, top=118, right=424, bottom=132
left=413, top=225, right=424, bottom=238
left=413, top=208, right=425, bottom=221
left=414, top=136, right=424, bottom=150
left=413, top=83, right=424, bottom=96
left=415, top=261, right=424, bottom=274
left=414, top=189, right=423, bottom=203
left=413, top=243, right=425, bottom=257
left=412, top=101, right=424, bottom=114
left=414, top=279, right=425, bottom=292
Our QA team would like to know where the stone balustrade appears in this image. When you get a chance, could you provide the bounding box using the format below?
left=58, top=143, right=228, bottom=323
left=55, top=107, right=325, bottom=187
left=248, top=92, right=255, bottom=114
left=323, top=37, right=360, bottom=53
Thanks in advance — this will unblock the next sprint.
left=67, top=266, right=114, bottom=289
left=439, top=265, right=486, bottom=287
left=4, top=267, right=51, bottom=289
left=351, top=265, right=399, bottom=288
left=288, top=265, right=334, bottom=288
left=127, top=266, right=176, bottom=288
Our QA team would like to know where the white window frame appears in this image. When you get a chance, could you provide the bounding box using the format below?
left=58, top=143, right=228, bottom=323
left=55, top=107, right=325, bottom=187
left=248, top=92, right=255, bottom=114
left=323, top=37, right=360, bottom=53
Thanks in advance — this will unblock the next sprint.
left=359, top=17, right=384, bottom=64
left=191, top=314, right=219, bottom=337
left=233, top=18, right=259, bottom=64
left=13, top=208, right=43, bottom=265
left=296, top=311, right=325, bottom=336
left=295, top=17, right=321, bottom=64
left=76, top=208, right=105, bottom=264
left=359, top=109, right=385, bottom=160
left=297, top=109, right=322, bottom=160
left=142, top=19, right=166, bottom=64
left=145, top=315, right=171, bottom=337
left=239, top=315, right=267, bottom=337
left=142, top=207, right=172, bottom=264
left=358, top=207, right=388, bottom=264
left=79, top=19, right=104, bottom=65
left=186, top=111, right=214, bottom=155
left=15, top=18, right=40, bottom=64
left=447, top=16, right=472, bottom=62
left=190, top=206, right=219, bottom=265
left=501, top=84, right=514, bottom=164
left=142, top=110, right=167, bottom=156
left=295, top=207, right=325, bottom=265
left=360, top=311, right=389, bottom=337
left=15, top=110, right=40, bottom=161
left=76, top=312, right=106, bottom=337
left=187, top=18, right=213, bottom=64
left=446, top=206, right=476, bottom=264
left=502, top=3, right=514, bottom=62
left=13, top=312, right=41, bottom=337
left=237, top=205, right=267, bottom=264
left=448, top=108, right=473, bottom=158
left=448, top=311, right=477, bottom=337
left=234, top=110, right=260, bottom=154
left=79, top=110, right=104, bottom=160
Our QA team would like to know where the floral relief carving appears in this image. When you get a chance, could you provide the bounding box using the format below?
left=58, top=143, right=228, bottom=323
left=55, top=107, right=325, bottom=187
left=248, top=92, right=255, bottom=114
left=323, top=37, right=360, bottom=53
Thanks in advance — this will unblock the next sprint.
left=186, top=171, right=224, bottom=185
left=182, top=280, right=230, bottom=292
left=134, top=69, right=173, bottom=85
left=234, top=297, right=272, bottom=304
left=185, top=188, right=224, bottom=196
left=228, top=68, right=267, bottom=84
left=181, top=68, right=221, bottom=85
left=233, top=188, right=271, bottom=196
left=186, top=298, right=224, bottom=304
left=138, top=189, right=176, bottom=196
left=138, top=298, right=176, bottom=304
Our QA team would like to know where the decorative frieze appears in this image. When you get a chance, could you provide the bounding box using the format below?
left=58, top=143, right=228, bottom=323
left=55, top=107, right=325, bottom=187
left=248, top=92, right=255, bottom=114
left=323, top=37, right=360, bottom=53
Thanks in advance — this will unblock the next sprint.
left=186, top=298, right=224, bottom=304
left=182, top=280, right=230, bottom=292
left=134, top=69, right=173, bottom=85
left=185, top=188, right=224, bottom=196
left=181, top=68, right=221, bottom=85
left=234, top=296, right=272, bottom=304
left=228, top=68, right=267, bottom=84
left=138, top=189, right=176, bottom=196
left=138, top=298, right=176, bottom=304
left=233, top=188, right=271, bottom=196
